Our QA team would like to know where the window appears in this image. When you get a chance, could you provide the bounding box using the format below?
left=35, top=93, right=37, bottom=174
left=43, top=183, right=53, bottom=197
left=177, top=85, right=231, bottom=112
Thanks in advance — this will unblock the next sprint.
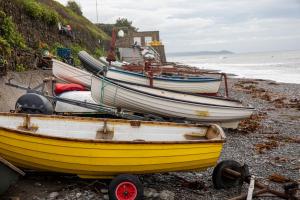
left=145, top=36, right=153, bottom=45
left=133, top=37, right=141, bottom=45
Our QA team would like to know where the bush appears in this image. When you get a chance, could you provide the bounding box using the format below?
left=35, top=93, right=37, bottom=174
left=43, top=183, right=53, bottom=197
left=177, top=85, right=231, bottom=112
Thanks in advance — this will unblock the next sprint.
left=66, top=1, right=82, bottom=16
left=41, top=9, right=59, bottom=25
left=0, top=36, right=11, bottom=56
left=0, top=11, right=26, bottom=51
left=15, top=64, right=26, bottom=72
left=18, top=0, right=59, bottom=25
left=49, top=42, right=64, bottom=55
left=115, top=18, right=138, bottom=32
left=21, top=0, right=43, bottom=19
left=94, top=48, right=106, bottom=58
left=70, top=44, right=85, bottom=65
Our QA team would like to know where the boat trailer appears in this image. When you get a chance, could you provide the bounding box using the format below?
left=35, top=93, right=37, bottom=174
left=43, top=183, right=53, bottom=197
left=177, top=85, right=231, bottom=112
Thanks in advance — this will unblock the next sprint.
left=213, top=160, right=299, bottom=200
left=5, top=77, right=164, bottom=121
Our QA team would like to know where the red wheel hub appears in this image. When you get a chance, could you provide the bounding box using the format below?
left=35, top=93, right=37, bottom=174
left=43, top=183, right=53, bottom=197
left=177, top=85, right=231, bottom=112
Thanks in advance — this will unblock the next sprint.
left=115, top=181, right=138, bottom=200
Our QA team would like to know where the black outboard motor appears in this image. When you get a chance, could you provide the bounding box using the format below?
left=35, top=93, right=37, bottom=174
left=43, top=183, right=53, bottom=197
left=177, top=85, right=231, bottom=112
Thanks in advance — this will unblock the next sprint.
left=15, top=93, right=54, bottom=115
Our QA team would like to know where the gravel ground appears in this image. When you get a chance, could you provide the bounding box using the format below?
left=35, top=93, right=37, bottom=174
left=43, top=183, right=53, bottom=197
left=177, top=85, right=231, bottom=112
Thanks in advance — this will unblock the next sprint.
left=1, top=76, right=299, bottom=200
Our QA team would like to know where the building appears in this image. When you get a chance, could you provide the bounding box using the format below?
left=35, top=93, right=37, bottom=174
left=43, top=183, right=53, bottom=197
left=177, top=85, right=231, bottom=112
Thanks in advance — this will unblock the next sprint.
left=116, top=30, right=167, bottom=63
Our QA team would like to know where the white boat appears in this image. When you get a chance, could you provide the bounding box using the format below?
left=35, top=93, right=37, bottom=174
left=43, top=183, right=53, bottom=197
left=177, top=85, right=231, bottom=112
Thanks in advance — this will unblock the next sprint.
left=52, top=59, right=221, bottom=95
left=52, top=61, right=253, bottom=128
left=52, top=61, right=230, bottom=107
left=105, top=68, right=222, bottom=94
left=55, top=91, right=97, bottom=113
left=91, top=76, right=254, bottom=128
left=99, top=57, right=128, bottom=68
left=78, top=51, right=222, bottom=94
left=52, top=59, right=91, bottom=87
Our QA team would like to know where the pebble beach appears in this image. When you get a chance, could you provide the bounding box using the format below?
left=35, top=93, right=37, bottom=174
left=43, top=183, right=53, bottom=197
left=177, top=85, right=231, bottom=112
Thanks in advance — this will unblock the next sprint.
left=1, top=72, right=299, bottom=200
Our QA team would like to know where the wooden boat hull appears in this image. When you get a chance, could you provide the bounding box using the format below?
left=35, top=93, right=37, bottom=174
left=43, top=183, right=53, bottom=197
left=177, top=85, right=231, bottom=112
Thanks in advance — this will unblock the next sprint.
left=91, top=77, right=254, bottom=128
left=52, top=59, right=91, bottom=87
left=0, top=113, right=225, bottom=179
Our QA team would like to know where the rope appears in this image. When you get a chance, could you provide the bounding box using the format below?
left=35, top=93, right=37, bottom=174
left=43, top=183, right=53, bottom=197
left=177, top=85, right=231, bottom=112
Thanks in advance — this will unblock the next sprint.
left=100, top=77, right=107, bottom=105
left=112, top=84, right=119, bottom=107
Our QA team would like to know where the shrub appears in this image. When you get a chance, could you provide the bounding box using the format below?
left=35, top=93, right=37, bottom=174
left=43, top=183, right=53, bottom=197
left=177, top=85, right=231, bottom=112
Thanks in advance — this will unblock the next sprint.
left=70, top=44, right=85, bottom=65
left=66, top=1, right=82, bottom=16
left=0, top=36, right=11, bottom=56
left=0, top=11, right=26, bottom=50
left=18, top=0, right=59, bottom=25
left=41, top=9, right=59, bottom=25
left=94, top=48, right=106, bottom=58
left=115, top=17, right=138, bottom=32
left=15, top=64, right=26, bottom=72
left=21, top=0, right=43, bottom=19
left=49, top=42, right=64, bottom=55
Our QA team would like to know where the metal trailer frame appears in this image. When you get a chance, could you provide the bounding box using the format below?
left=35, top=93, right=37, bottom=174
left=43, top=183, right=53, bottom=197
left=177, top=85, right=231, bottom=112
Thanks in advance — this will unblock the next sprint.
left=5, top=77, right=160, bottom=121
left=212, top=160, right=299, bottom=200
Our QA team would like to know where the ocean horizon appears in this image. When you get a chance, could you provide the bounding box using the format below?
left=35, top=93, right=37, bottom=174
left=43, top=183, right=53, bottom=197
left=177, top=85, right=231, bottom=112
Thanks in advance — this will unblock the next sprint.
left=168, top=50, right=300, bottom=84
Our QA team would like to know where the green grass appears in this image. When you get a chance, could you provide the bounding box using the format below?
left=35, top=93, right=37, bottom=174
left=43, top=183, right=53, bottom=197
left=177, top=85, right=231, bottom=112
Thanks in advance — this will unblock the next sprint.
left=37, top=0, right=110, bottom=41
left=17, top=0, right=59, bottom=25
left=69, top=44, right=86, bottom=66
left=0, top=10, right=26, bottom=55
left=94, top=47, right=106, bottom=58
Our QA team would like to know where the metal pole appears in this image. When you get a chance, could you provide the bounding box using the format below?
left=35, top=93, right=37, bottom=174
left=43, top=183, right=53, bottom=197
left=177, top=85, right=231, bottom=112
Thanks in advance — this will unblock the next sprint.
left=246, top=176, right=255, bottom=200
left=224, top=168, right=290, bottom=200
left=96, top=0, right=99, bottom=23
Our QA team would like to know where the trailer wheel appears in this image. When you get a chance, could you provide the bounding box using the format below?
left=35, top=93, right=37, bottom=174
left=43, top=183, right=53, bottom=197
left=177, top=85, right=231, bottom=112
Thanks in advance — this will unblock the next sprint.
left=212, top=160, right=242, bottom=189
left=109, top=174, right=143, bottom=200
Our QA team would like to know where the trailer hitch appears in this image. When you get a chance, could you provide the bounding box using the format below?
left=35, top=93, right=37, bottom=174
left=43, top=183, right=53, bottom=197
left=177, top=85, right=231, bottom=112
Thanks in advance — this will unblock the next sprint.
left=213, top=160, right=299, bottom=200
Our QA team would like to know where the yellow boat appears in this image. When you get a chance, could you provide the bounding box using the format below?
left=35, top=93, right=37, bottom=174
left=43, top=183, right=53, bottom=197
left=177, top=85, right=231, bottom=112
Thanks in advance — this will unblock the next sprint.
left=0, top=113, right=225, bottom=179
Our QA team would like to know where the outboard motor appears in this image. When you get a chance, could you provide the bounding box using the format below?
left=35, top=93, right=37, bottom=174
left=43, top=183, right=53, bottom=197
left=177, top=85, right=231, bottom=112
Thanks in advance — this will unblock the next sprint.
left=15, top=93, right=54, bottom=115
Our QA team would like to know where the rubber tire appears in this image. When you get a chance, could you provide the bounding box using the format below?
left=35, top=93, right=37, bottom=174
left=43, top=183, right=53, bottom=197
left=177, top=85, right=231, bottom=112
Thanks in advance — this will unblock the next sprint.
left=78, top=51, right=106, bottom=75
left=212, top=160, right=242, bottom=189
left=109, top=174, right=144, bottom=200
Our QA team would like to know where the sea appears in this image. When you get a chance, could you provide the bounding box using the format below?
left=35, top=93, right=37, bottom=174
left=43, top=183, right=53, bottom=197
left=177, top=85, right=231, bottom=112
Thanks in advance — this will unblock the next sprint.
left=168, top=50, right=300, bottom=84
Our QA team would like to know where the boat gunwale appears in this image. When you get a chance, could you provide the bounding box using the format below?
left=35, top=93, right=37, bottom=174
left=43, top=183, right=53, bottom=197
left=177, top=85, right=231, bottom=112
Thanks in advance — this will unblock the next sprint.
left=0, top=113, right=226, bottom=144
left=0, top=126, right=225, bottom=144
left=105, top=77, right=236, bottom=101
left=93, top=76, right=254, bottom=110
left=108, top=67, right=222, bottom=83
left=78, top=51, right=221, bottom=83
left=0, top=112, right=213, bottom=127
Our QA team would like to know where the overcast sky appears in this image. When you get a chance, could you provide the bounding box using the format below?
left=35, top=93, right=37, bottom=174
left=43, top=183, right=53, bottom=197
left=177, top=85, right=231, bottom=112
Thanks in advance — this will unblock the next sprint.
left=56, top=0, right=300, bottom=53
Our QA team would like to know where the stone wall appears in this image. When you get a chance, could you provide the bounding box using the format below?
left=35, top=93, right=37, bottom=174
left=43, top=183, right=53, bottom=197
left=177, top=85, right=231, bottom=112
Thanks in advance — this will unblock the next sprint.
left=0, top=70, right=51, bottom=112
left=117, top=30, right=160, bottom=47
left=116, top=30, right=167, bottom=63
left=153, top=45, right=167, bottom=63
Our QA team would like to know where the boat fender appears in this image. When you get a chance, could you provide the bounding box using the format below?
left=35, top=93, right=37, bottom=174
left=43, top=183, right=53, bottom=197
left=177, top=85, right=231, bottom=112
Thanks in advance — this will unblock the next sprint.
left=15, top=93, right=54, bottom=115
left=78, top=51, right=107, bottom=76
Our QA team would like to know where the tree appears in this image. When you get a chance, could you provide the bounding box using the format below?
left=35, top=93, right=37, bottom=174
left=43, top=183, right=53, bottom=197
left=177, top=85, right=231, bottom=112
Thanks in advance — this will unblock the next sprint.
left=66, top=1, right=82, bottom=16
left=115, top=18, right=138, bottom=32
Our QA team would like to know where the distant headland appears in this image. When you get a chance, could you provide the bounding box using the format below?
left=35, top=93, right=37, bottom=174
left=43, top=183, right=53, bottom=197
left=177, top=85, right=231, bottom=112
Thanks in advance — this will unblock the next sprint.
left=167, top=50, right=234, bottom=57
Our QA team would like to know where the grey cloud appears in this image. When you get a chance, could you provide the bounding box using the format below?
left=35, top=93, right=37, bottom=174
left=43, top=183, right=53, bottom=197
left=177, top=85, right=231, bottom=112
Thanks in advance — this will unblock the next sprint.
left=55, top=0, right=300, bottom=53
